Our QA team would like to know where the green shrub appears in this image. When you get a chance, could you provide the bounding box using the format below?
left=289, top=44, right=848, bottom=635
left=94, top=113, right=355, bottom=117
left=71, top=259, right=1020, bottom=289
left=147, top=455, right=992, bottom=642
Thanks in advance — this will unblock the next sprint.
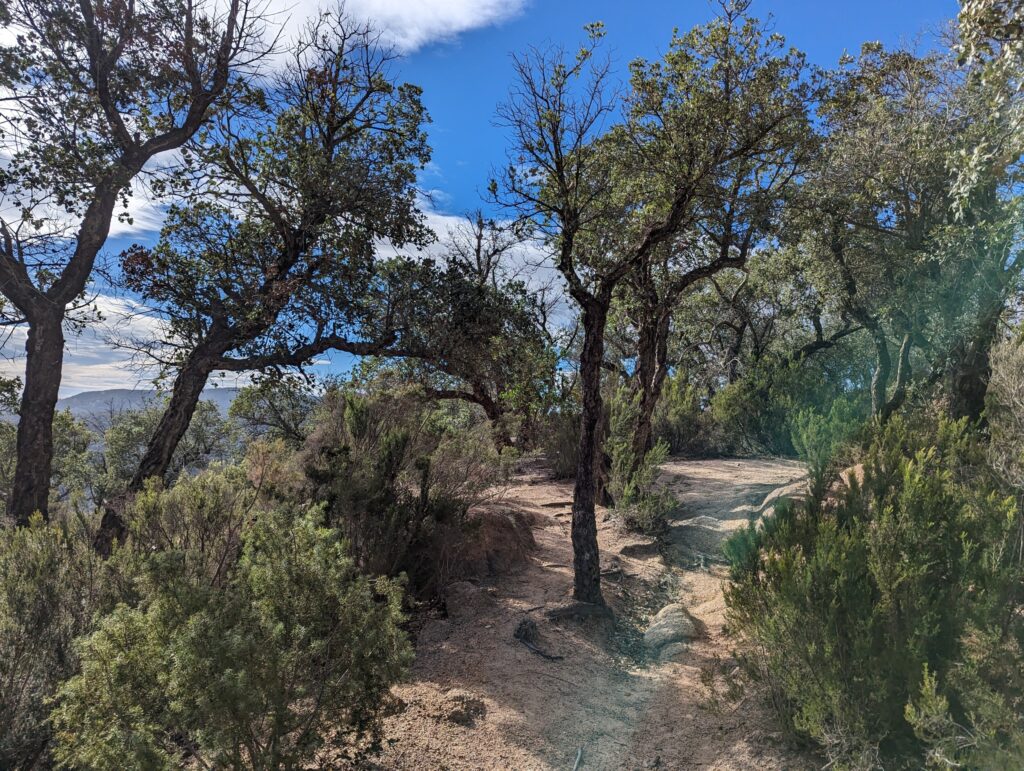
left=652, top=373, right=708, bottom=455
left=229, top=375, right=319, bottom=448
left=98, top=399, right=239, bottom=500
left=541, top=407, right=581, bottom=479
left=711, top=350, right=871, bottom=457
left=725, top=416, right=1024, bottom=768
left=302, top=391, right=507, bottom=596
left=607, top=387, right=678, bottom=535
left=789, top=396, right=865, bottom=477
left=987, top=336, right=1024, bottom=490
left=1, top=410, right=94, bottom=521
left=51, top=489, right=410, bottom=770
left=710, top=370, right=793, bottom=455
left=0, top=515, right=108, bottom=768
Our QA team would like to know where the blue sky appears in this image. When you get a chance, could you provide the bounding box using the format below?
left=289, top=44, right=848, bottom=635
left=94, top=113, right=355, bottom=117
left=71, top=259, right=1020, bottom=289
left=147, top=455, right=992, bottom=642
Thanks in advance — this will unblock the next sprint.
left=1, top=0, right=960, bottom=395
left=403, top=0, right=958, bottom=218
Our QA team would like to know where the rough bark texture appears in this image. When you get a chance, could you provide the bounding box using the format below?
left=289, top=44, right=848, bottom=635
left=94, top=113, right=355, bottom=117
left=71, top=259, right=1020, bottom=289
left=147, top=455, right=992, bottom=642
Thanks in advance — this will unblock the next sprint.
left=856, top=314, right=891, bottom=420
left=879, top=332, right=913, bottom=423
left=10, top=314, right=65, bottom=525
left=571, top=302, right=608, bottom=605
left=130, top=353, right=219, bottom=491
left=595, top=400, right=614, bottom=509
left=629, top=308, right=671, bottom=477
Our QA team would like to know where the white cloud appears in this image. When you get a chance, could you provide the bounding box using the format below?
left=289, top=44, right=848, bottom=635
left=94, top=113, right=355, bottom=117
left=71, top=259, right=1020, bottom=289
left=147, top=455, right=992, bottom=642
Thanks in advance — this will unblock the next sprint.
left=1, top=296, right=162, bottom=396
left=386, top=201, right=572, bottom=327
left=268, top=0, right=527, bottom=53
left=107, top=192, right=167, bottom=238
left=0, top=293, right=339, bottom=396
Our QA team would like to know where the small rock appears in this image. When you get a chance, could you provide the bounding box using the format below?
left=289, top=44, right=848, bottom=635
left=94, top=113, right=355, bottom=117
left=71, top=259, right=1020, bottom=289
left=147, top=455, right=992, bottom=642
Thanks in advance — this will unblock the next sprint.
left=644, top=603, right=701, bottom=653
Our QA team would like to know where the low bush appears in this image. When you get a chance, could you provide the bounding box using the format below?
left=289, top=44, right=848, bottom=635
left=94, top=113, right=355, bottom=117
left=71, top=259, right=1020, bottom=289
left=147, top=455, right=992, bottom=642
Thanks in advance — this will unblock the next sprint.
left=607, top=387, right=678, bottom=535
left=652, top=372, right=713, bottom=456
left=987, top=336, right=1024, bottom=491
left=51, top=473, right=410, bottom=770
left=789, top=396, right=865, bottom=477
left=540, top=407, right=581, bottom=479
left=98, top=399, right=239, bottom=500
left=710, top=370, right=793, bottom=455
left=301, top=390, right=508, bottom=596
left=1, top=410, right=93, bottom=521
left=724, top=417, right=1024, bottom=768
left=0, top=515, right=109, bottom=768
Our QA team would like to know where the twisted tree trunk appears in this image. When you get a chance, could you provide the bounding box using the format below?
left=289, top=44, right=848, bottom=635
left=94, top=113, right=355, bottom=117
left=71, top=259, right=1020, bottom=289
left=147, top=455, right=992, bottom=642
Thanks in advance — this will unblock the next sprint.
left=629, top=307, right=672, bottom=478
left=130, top=351, right=221, bottom=491
left=948, top=302, right=1003, bottom=423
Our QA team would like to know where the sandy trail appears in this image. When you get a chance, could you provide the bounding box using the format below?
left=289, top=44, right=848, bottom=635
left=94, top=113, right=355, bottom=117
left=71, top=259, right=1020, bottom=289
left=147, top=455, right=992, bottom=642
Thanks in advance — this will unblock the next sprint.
left=360, top=458, right=810, bottom=770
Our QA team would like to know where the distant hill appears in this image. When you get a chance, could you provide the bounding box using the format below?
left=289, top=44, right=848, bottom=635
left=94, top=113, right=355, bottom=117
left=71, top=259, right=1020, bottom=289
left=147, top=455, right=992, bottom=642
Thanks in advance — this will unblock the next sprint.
left=55, top=387, right=242, bottom=421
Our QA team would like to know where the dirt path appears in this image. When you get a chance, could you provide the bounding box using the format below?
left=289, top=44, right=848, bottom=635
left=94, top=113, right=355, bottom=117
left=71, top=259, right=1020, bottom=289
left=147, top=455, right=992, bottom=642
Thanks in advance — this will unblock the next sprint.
left=361, top=458, right=810, bottom=770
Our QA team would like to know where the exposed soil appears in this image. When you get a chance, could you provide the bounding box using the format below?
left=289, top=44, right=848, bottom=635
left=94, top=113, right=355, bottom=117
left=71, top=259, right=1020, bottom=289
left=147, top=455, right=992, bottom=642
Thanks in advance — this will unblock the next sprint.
left=360, top=458, right=813, bottom=770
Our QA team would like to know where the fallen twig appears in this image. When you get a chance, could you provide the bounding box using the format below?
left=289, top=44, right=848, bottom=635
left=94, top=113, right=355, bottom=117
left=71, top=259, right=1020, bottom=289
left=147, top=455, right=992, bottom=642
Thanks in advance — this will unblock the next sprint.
left=573, top=745, right=583, bottom=770
left=518, top=637, right=564, bottom=660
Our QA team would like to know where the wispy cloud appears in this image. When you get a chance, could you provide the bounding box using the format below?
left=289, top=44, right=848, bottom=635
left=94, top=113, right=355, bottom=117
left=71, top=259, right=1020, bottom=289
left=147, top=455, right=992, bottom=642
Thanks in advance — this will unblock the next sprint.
left=0, top=293, right=346, bottom=397
left=269, top=0, right=528, bottom=53
left=1, top=296, right=165, bottom=396
left=341, top=0, right=528, bottom=51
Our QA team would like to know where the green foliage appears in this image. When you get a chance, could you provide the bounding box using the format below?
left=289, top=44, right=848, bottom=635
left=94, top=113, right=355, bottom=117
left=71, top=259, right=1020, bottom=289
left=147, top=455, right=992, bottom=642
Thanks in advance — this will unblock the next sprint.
left=652, top=372, right=708, bottom=455
left=302, top=389, right=507, bottom=596
left=607, top=387, right=677, bottom=535
left=51, top=472, right=410, bottom=770
left=383, top=216, right=561, bottom=450
left=99, top=399, right=238, bottom=499
left=541, top=407, right=582, bottom=480
left=710, top=369, right=795, bottom=455
left=789, top=397, right=865, bottom=477
left=0, top=515, right=108, bottom=768
left=118, top=9, right=432, bottom=411
left=710, top=342, right=873, bottom=458
left=725, top=417, right=1024, bottom=767
left=0, top=376, right=20, bottom=415
left=229, top=376, right=318, bottom=448
left=987, top=336, right=1024, bottom=490
left=906, top=632, right=1024, bottom=769
left=0, top=410, right=93, bottom=520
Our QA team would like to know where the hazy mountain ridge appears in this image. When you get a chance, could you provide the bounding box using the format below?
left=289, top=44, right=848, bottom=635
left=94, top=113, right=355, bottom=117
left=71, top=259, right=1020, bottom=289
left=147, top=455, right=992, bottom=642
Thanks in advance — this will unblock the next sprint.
left=55, top=388, right=242, bottom=419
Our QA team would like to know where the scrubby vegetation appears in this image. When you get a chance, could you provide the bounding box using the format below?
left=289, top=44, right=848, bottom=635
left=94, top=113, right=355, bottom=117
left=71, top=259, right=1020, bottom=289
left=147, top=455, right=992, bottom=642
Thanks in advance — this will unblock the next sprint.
left=52, top=487, right=409, bottom=770
left=0, top=0, right=1022, bottom=767
left=725, top=415, right=1024, bottom=767
left=0, top=387, right=503, bottom=768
